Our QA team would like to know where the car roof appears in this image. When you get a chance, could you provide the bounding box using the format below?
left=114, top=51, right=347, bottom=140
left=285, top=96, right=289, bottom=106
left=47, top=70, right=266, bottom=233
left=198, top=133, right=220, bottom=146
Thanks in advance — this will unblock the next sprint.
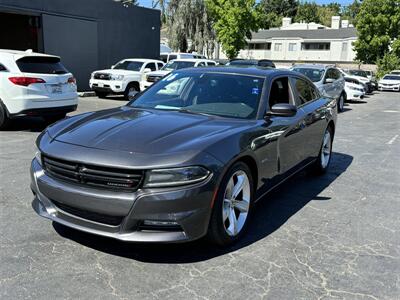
left=169, top=58, right=214, bottom=63
left=122, top=58, right=163, bottom=63
left=0, top=49, right=59, bottom=60
left=175, top=66, right=298, bottom=78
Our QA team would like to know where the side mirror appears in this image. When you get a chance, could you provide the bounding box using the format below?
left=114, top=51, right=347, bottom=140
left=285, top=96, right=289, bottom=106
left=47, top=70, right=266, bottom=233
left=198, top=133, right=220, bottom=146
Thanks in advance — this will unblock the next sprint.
left=143, top=68, right=152, bottom=73
left=111, top=65, right=115, bottom=69
left=325, top=78, right=335, bottom=84
left=266, top=103, right=297, bottom=117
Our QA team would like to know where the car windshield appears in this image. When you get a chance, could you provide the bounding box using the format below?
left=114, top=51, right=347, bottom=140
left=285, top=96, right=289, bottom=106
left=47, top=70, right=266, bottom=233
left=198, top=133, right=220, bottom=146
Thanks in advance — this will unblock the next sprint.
left=383, top=75, right=400, bottom=80
left=113, top=61, right=143, bottom=71
left=162, top=61, right=196, bottom=71
left=292, top=68, right=325, bottom=82
left=128, top=72, right=264, bottom=119
left=349, top=70, right=368, bottom=77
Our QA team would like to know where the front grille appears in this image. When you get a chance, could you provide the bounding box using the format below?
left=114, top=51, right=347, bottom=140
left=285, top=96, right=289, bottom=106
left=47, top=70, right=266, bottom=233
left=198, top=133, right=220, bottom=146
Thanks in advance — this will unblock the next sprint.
left=42, top=155, right=143, bottom=192
left=147, top=75, right=163, bottom=83
left=94, top=73, right=111, bottom=80
left=52, top=200, right=123, bottom=226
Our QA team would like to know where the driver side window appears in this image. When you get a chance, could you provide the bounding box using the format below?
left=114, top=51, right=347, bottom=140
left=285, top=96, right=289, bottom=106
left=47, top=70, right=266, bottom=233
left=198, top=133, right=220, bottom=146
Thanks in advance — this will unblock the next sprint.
left=268, top=77, right=292, bottom=108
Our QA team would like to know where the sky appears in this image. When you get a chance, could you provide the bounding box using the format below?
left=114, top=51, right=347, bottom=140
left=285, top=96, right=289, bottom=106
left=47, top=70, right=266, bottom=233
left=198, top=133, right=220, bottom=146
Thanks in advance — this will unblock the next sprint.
left=137, top=0, right=356, bottom=9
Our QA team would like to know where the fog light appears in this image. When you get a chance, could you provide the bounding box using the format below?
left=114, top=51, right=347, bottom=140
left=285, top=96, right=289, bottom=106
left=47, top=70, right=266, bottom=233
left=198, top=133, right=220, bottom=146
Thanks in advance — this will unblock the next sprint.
left=143, top=220, right=179, bottom=226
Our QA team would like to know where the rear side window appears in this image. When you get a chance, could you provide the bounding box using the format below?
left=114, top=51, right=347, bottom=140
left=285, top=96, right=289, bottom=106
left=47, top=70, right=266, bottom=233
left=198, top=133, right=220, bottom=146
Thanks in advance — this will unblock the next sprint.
left=157, top=62, right=164, bottom=69
left=16, top=56, right=68, bottom=74
left=146, top=63, right=157, bottom=71
left=0, top=63, right=7, bottom=71
left=292, top=78, right=317, bottom=106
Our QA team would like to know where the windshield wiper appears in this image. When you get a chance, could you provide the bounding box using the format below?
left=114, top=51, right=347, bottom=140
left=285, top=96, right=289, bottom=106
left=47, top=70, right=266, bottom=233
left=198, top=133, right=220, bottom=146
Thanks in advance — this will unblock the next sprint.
left=177, top=108, right=213, bottom=117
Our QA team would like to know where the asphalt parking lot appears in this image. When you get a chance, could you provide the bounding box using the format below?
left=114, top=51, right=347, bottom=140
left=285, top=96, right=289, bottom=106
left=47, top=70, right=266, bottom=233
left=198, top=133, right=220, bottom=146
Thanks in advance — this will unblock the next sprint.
left=1, top=92, right=399, bottom=299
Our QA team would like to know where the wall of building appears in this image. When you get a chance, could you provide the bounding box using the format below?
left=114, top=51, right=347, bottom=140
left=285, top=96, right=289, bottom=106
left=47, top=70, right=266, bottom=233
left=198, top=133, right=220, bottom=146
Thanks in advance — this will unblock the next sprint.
left=0, top=0, right=160, bottom=90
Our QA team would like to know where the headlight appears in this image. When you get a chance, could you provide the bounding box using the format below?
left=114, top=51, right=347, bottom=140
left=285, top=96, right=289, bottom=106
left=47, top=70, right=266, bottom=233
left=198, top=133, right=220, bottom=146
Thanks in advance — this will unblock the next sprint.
left=143, top=166, right=211, bottom=188
left=35, top=145, right=42, bottom=166
left=91, top=73, right=95, bottom=79
left=111, top=75, right=124, bottom=81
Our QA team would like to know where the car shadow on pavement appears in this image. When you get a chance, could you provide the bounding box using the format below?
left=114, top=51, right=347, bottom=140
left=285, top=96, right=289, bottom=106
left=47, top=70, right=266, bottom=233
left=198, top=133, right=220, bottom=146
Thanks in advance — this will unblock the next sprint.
left=3, top=116, right=48, bottom=132
left=54, top=152, right=353, bottom=263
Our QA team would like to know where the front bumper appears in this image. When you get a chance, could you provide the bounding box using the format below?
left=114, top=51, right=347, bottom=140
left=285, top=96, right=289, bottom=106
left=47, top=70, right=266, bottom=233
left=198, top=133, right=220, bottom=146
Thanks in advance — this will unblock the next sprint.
left=346, top=90, right=364, bottom=100
left=89, top=79, right=126, bottom=93
left=30, top=159, right=215, bottom=243
left=378, top=85, right=400, bottom=91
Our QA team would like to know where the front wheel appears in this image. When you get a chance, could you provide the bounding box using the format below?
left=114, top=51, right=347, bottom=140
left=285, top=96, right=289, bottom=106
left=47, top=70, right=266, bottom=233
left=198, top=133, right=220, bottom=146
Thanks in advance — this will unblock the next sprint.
left=312, top=126, right=333, bottom=175
left=337, top=93, right=345, bottom=113
left=207, top=162, right=254, bottom=246
left=124, top=84, right=139, bottom=100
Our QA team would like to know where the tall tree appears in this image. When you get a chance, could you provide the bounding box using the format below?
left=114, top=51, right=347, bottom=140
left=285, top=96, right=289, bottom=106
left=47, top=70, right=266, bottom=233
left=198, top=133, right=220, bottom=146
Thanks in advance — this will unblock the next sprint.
left=258, top=0, right=298, bottom=28
left=354, top=0, right=400, bottom=64
left=295, top=2, right=321, bottom=24
left=317, top=3, right=341, bottom=27
left=342, top=0, right=361, bottom=26
left=167, top=0, right=215, bottom=56
left=206, top=0, right=260, bottom=59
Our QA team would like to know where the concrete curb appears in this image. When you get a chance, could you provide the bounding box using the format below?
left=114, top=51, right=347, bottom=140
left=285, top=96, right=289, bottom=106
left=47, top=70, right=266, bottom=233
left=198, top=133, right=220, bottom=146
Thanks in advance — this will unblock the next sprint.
left=78, top=91, right=96, bottom=97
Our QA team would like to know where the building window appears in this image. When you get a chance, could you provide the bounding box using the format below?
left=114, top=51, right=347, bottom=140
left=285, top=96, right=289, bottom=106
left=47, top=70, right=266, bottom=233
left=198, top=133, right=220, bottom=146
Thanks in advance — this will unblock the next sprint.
left=301, top=42, right=330, bottom=51
left=288, top=43, right=297, bottom=51
left=274, top=43, right=282, bottom=52
left=247, top=43, right=271, bottom=50
left=342, top=42, right=348, bottom=52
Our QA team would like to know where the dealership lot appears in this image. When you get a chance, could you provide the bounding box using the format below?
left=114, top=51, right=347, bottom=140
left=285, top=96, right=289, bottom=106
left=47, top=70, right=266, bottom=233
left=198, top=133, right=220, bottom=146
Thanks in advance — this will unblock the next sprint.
left=1, top=92, right=399, bottom=299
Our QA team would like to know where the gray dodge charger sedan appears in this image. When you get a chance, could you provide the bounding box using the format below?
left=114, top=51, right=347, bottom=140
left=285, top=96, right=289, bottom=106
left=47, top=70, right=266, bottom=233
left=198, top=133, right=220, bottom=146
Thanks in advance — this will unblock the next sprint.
left=31, top=67, right=337, bottom=246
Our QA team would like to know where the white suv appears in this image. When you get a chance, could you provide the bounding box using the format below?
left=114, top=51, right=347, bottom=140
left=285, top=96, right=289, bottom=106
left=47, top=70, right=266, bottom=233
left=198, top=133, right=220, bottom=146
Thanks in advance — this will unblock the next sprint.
left=140, top=59, right=216, bottom=90
left=89, top=59, right=164, bottom=99
left=0, top=49, right=78, bottom=129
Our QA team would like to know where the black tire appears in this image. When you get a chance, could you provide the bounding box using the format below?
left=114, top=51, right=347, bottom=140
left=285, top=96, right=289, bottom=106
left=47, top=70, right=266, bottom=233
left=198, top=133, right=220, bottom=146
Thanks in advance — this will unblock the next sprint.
left=0, top=102, right=10, bottom=130
left=124, top=83, right=139, bottom=100
left=43, top=113, right=67, bottom=125
left=312, top=126, right=333, bottom=175
left=95, top=91, right=108, bottom=99
left=207, top=161, right=254, bottom=247
left=337, top=93, right=345, bottom=113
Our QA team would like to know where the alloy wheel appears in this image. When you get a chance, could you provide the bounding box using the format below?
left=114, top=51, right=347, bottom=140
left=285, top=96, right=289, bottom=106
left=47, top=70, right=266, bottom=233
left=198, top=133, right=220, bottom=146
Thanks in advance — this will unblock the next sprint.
left=339, top=95, right=344, bottom=111
left=321, top=130, right=332, bottom=168
left=222, top=170, right=250, bottom=237
left=128, top=87, right=138, bottom=100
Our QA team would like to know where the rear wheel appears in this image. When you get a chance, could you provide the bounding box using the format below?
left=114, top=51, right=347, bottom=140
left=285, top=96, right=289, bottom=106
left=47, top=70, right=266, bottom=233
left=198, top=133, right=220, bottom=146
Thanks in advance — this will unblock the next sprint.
left=95, top=91, right=108, bottom=99
left=312, top=126, right=333, bottom=175
left=207, top=162, right=254, bottom=246
left=337, top=93, right=345, bottom=112
left=0, top=102, right=10, bottom=130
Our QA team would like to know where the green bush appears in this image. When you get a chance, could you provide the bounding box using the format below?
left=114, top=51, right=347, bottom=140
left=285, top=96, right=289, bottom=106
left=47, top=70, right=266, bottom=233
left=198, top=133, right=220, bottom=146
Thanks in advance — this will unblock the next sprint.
left=376, top=52, right=400, bottom=79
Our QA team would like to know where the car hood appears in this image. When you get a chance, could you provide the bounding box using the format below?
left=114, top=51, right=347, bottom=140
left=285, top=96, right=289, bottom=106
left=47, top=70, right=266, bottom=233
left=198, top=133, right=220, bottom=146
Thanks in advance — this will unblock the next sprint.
left=94, top=69, right=141, bottom=76
left=46, top=106, right=250, bottom=156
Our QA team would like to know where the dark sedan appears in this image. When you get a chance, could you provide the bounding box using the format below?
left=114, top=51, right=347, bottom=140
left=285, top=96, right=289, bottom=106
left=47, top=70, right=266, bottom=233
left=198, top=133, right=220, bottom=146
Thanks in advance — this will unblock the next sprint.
left=31, top=67, right=337, bottom=246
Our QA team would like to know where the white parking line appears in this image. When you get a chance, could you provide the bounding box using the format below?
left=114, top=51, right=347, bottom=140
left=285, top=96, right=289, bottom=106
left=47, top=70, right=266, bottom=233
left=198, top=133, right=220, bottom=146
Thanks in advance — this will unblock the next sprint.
left=383, top=110, right=399, bottom=113
left=387, top=134, right=399, bottom=145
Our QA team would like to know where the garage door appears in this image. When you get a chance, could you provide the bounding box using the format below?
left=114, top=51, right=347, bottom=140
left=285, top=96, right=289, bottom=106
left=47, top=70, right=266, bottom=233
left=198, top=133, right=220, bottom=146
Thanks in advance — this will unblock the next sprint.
left=42, top=14, right=98, bottom=91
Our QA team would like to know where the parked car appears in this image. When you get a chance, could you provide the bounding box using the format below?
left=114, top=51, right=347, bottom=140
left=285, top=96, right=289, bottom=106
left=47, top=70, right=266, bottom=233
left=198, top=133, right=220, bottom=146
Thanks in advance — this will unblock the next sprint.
left=140, top=58, right=216, bottom=90
left=378, top=74, right=400, bottom=92
left=365, top=70, right=378, bottom=90
left=160, top=52, right=206, bottom=63
left=89, top=59, right=164, bottom=99
left=340, top=69, right=374, bottom=93
left=344, top=77, right=365, bottom=101
left=227, top=59, right=276, bottom=68
left=31, top=67, right=337, bottom=246
left=292, top=64, right=345, bottom=112
left=0, top=49, right=78, bottom=129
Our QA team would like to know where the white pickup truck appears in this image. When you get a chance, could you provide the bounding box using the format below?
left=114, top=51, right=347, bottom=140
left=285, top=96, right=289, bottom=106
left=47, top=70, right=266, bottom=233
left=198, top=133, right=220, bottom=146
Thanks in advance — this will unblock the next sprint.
left=89, top=59, right=164, bottom=99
